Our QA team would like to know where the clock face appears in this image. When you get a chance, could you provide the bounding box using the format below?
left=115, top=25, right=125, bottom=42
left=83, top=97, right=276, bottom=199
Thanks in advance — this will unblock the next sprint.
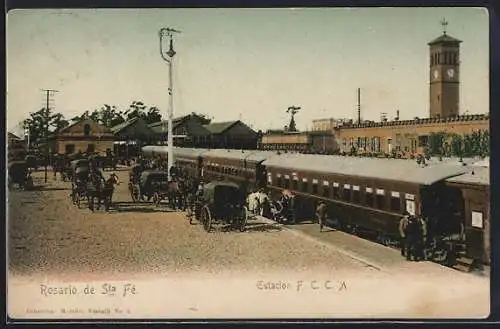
left=433, top=70, right=439, bottom=80
left=447, top=68, right=455, bottom=78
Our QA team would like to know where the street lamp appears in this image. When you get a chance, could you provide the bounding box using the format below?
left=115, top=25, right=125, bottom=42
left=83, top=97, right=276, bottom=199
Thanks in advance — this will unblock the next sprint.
left=159, top=27, right=181, bottom=181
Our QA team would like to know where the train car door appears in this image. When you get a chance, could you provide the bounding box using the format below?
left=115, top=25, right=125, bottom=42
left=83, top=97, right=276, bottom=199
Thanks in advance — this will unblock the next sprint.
left=466, top=202, right=485, bottom=262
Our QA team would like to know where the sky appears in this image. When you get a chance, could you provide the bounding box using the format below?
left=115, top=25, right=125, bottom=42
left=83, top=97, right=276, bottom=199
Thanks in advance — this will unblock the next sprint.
left=6, top=7, right=489, bottom=135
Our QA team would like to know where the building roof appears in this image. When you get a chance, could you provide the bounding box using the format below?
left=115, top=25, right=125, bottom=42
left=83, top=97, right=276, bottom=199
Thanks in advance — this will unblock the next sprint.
left=203, top=121, right=239, bottom=134
left=428, top=33, right=462, bottom=46
left=262, top=153, right=469, bottom=186
left=147, top=115, right=211, bottom=136
left=8, top=132, right=21, bottom=140
left=338, top=114, right=489, bottom=130
left=446, top=166, right=489, bottom=186
left=110, top=117, right=139, bottom=134
left=57, top=118, right=112, bottom=134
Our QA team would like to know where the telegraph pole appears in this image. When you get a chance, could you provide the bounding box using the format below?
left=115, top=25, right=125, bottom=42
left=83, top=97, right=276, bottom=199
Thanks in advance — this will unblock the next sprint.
left=357, top=88, right=361, bottom=125
left=41, top=89, right=58, bottom=183
left=159, top=27, right=181, bottom=181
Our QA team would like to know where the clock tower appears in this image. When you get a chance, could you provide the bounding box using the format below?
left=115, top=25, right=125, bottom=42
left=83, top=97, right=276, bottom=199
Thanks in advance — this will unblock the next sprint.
left=428, top=19, right=462, bottom=118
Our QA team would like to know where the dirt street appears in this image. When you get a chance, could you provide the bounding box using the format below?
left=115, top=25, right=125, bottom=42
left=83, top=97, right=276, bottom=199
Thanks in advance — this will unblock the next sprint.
left=8, top=169, right=372, bottom=278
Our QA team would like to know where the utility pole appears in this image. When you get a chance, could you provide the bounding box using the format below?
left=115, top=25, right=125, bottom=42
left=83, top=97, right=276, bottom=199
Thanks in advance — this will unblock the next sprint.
left=41, top=89, right=58, bottom=183
left=159, top=27, right=181, bottom=181
left=357, top=88, right=361, bottom=125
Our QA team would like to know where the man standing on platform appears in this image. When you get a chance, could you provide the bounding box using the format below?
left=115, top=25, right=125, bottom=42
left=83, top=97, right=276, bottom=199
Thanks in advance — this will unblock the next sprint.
left=316, top=202, right=327, bottom=232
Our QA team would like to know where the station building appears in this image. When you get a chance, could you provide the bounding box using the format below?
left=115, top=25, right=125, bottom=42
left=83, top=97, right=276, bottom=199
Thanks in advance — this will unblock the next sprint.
left=335, top=27, right=489, bottom=157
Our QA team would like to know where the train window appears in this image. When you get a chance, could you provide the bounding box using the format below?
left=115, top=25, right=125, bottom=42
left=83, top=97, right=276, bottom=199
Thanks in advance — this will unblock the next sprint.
left=353, top=185, right=360, bottom=203
left=322, top=181, right=330, bottom=197
left=376, top=189, right=386, bottom=209
left=332, top=182, right=340, bottom=198
left=365, top=194, right=374, bottom=207
left=342, top=184, right=351, bottom=201
left=292, top=179, right=299, bottom=190
left=390, top=192, right=401, bottom=212
left=302, top=180, right=309, bottom=193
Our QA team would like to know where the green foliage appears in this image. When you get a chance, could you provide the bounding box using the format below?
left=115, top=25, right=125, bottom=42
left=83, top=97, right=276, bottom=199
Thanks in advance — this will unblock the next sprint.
left=450, top=133, right=463, bottom=157
left=23, top=108, right=70, bottom=148
left=427, top=130, right=489, bottom=158
left=427, top=132, right=446, bottom=156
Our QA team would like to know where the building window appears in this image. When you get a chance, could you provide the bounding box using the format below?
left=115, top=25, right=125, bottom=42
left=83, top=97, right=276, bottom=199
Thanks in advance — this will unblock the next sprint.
left=284, top=178, right=290, bottom=189
left=312, top=183, right=318, bottom=194
left=418, top=135, right=428, bottom=147
left=84, top=124, right=91, bottom=136
left=292, top=179, right=298, bottom=190
left=65, top=144, right=75, bottom=154
left=302, top=181, right=309, bottom=193
left=87, top=144, right=95, bottom=153
left=277, top=176, right=283, bottom=187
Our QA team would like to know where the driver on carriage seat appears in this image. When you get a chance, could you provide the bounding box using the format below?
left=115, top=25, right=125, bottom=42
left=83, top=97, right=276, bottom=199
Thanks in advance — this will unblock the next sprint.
left=89, top=162, right=105, bottom=186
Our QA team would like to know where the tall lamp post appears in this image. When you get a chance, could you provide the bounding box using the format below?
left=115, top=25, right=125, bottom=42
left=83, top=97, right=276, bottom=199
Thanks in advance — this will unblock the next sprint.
left=159, top=27, right=181, bottom=181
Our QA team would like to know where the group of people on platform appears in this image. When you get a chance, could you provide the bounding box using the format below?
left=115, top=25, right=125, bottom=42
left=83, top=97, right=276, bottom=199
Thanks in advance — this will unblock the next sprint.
left=314, top=201, right=429, bottom=262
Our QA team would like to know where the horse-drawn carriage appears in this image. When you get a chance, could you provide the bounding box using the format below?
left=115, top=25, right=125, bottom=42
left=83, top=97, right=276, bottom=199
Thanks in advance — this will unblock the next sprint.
left=189, top=181, right=247, bottom=232
left=8, top=161, right=34, bottom=190
left=86, top=173, right=119, bottom=211
left=129, top=166, right=184, bottom=209
left=70, top=159, right=91, bottom=207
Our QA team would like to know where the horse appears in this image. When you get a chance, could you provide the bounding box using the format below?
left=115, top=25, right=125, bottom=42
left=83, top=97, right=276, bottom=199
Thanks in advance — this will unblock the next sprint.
left=166, top=180, right=185, bottom=210
left=87, top=173, right=120, bottom=211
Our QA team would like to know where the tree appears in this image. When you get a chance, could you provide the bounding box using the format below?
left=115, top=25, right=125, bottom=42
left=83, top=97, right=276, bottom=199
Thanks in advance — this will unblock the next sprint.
left=144, top=106, right=162, bottom=124
left=480, top=130, right=490, bottom=156
left=23, top=108, right=70, bottom=149
left=189, top=112, right=212, bottom=125
left=427, top=131, right=446, bottom=156
left=124, top=101, right=163, bottom=124
left=450, top=133, right=464, bottom=158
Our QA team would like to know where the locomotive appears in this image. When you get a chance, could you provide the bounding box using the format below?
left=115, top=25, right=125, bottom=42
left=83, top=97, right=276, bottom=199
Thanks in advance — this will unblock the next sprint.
left=141, top=146, right=490, bottom=270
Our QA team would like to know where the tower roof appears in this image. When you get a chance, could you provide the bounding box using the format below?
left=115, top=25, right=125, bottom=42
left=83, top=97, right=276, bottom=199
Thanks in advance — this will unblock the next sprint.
left=428, top=33, right=462, bottom=46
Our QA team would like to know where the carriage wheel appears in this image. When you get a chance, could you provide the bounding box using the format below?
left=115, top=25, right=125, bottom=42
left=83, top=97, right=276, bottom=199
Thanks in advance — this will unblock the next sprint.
left=153, top=192, right=160, bottom=207
left=239, top=207, right=248, bottom=232
left=201, top=206, right=212, bottom=232
left=87, top=195, right=94, bottom=211
left=105, top=196, right=111, bottom=211
left=129, top=184, right=137, bottom=203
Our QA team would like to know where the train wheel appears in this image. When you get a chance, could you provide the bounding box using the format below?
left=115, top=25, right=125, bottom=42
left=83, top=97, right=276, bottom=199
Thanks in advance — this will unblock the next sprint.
left=202, top=206, right=212, bottom=232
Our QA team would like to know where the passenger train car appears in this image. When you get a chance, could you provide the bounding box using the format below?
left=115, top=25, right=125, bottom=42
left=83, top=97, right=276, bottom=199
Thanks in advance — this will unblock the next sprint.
left=141, top=145, right=490, bottom=268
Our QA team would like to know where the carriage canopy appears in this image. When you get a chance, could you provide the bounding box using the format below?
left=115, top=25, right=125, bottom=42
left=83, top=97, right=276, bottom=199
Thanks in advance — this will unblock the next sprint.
left=70, top=159, right=90, bottom=171
left=140, top=170, right=169, bottom=187
left=202, top=181, right=244, bottom=206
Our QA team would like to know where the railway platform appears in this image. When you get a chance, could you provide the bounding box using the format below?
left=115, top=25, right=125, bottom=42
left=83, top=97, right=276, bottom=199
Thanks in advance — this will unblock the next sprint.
left=256, top=216, right=490, bottom=277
